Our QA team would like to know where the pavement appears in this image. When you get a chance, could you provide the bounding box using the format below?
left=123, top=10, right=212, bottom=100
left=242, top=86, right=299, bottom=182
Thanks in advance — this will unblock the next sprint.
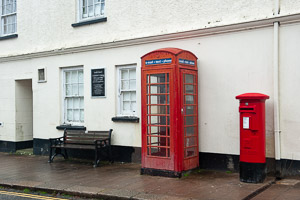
left=0, top=152, right=297, bottom=200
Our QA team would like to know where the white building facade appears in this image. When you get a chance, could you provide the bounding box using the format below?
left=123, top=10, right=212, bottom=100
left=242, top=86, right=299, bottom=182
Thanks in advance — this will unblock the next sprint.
left=0, top=0, right=300, bottom=175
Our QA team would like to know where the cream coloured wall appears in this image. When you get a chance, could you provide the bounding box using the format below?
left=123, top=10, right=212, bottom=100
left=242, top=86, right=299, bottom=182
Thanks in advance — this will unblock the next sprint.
left=0, top=79, right=16, bottom=141
left=0, top=0, right=279, bottom=57
left=0, top=26, right=276, bottom=157
left=279, top=22, right=300, bottom=160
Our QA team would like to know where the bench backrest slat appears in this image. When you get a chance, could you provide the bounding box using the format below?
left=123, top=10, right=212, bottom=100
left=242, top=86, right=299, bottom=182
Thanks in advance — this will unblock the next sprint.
left=63, top=129, right=112, bottom=145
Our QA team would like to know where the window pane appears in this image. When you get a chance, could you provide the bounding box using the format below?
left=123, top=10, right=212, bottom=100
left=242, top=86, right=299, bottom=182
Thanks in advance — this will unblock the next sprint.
left=185, top=95, right=194, bottom=104
left=121, top=69, right=129, bottom=79
left=73, top=98, right=80, bottom=109
left=185, top=116, right=194, bottom=125
left=185, top=137, right=196, bottom=147
left=67, top=109, right=73, bottom=121
left=185, top=105, right=194, bottom=115
left=72, top=84, right=78, bottom=96
left=121, top=80, right=129, bottom=90
left=150, top=95, right=166, bottom=104
left=185, top=127, right=195, bottom=136
left=185, top=74, right=194, bottom=84
left=185, top=85, right=194, bottom=94
left=129, top=80, right=136, bottom=89
left=71, top=71, right=78, bottom=83
left=87, top=0, right=93, bottom=6
left=66, top=72, right=71, bottom=83
left=101, top=1, right=104, bottom=15
left=78, top=70, right=83, bottom=83
left=79, top=84, right=84, bottom=96
left=74, top=109, right=80, bottom=121
left=131, top=101, right=136, bottom=112
left=67, top=98, right=73, bottom=109
left=123, top=91, right=130, bottom=101
left=80, top=109, right=84, bottom=122
left=80, top=98, right=84, bottom=109
left=150, top=74, right=166, bottom=84
left=130, top=92, right=136, bottom=101
left=66, top=84, right=72, bottom=96
left=95, top=3, right=101, bottom=15
left=129, top=69, right=136, bottom=79
left=123, top=101, right=130, bottom=111
left=150, top=85, right=166, bottom=94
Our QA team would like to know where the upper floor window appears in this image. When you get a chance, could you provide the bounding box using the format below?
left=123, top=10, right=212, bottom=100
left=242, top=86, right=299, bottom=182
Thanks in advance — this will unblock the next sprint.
left=0, top=0, right=16, bottom=36
left=79, top=0, right=105, bottom=21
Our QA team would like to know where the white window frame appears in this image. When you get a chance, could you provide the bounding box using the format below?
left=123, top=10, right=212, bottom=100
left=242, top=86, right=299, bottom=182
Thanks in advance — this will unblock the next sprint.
left=0, top=0, right=17, bottom=36
left=117, top=65, right=137, bottom=117
left=61, top=67, right=84, bottom=126
left=78, top=0, right=105, bottom=22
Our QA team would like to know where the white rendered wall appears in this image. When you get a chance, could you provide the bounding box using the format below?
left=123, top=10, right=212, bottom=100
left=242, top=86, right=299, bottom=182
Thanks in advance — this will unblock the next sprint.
left=0, top=27, right=275, bottom=157
left=0, top=0, right=276, bottom=57
left=0, top=79, right=16, bottom=141
left=279, top=22, right=300, bottom=160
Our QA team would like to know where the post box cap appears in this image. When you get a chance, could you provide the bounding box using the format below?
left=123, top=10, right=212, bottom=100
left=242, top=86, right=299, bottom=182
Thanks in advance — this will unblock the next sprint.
left=236, top=93, right=270, bottom=100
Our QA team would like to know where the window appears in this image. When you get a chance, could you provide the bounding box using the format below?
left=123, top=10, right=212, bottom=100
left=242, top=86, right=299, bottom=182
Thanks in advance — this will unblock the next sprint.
left=62, top=67, right=84, bottom=125
left=117, top=65, right=136, bottom=116
left=38, top=68, right=46, bottom=83
left=79, top=0, right=105, bottom=21
left=0, top=0, right=16, bottom=36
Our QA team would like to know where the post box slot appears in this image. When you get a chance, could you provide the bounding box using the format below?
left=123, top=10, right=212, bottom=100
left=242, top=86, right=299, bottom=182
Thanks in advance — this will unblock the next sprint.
left=239, top=106, right=256, bottom=113
left=240, top=108, right=254, bottom=110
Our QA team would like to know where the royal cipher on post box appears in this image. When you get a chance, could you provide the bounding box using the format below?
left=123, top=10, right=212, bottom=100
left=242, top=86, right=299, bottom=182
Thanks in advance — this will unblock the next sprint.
left=236, top=93, right=269, bottom=183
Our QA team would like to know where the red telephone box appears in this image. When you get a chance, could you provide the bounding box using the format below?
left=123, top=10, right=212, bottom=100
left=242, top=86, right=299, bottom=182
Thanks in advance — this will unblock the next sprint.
left=141, top=48, right=199, bottom=177
left=236, top=93, right=269, bottom=183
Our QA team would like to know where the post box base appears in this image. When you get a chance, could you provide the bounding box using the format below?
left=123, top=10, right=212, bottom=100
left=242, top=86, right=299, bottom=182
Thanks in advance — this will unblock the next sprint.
left=141, top=168, right=182, bottom=178
left=240, top=162, right=266, bottom=183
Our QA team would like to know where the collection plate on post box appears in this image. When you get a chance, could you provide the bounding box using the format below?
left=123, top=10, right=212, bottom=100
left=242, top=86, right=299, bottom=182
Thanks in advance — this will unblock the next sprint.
left=91, top=68, right=105, bottom=97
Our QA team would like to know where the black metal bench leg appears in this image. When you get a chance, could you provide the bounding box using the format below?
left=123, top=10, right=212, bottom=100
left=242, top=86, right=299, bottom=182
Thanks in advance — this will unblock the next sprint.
left=48, top=147, right=53, bottom=163
left=63, top=149, right=68, bottom=159
left=93, top=149, right=99, bottom=168
left=109, top=146, right=113, bottom=163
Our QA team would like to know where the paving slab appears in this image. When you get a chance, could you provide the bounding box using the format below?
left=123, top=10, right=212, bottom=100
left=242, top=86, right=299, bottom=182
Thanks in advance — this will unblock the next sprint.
left=252, top=179, right=300, bottom=200
left=0, top=152, right=275, bottom=200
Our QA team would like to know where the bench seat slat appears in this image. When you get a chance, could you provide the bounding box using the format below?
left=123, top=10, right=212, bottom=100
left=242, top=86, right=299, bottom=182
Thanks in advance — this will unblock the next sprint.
left=51, top=144, right=95, bottom=150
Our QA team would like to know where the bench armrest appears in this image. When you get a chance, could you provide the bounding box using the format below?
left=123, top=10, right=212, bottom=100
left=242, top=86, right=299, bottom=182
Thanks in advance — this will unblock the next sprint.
left=49, top=136, right=64, bottom=146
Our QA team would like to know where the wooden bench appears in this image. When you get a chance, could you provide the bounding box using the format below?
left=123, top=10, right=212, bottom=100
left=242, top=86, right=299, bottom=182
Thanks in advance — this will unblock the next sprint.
left=48, top=129, right=113, bottom=167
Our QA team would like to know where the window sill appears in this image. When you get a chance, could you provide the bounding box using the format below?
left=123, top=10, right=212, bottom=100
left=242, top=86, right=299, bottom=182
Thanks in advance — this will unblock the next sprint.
left=72, top=17, right=107, bottom=27
left=56, top=125, right=86, bottom=131
left=112, top=116, right=139, bottom=123
left=0, top=34, right=18, bottom=41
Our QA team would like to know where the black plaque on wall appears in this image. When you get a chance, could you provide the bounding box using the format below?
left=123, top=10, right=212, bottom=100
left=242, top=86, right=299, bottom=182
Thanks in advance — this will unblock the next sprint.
left=91, top=68, right=105, bottom=97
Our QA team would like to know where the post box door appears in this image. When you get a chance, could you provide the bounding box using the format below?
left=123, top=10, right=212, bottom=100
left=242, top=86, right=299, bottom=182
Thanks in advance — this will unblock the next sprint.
left=180, top=69, right=199, bottom=170
left=141, top=69, right=175, bottom=170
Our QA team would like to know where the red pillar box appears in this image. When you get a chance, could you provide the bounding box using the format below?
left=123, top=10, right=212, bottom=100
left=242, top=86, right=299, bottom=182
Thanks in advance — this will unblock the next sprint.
left=236, top=93, right=269, bottom=183
left=141, top=48, right=199, bottom=177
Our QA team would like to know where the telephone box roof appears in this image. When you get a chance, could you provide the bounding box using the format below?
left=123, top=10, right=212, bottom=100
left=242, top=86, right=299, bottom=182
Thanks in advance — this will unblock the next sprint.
left=141, top=48, right=198, bottom=59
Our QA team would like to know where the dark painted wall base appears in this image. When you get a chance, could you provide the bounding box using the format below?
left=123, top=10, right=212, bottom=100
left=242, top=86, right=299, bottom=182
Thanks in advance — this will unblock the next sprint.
left=199, top=152, right=276, bottom=174
left=0, top=140, right=33, bottom=153
left=240, top=162, right=266, bottom=183
left=141, top=168, right=182, bottom=178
